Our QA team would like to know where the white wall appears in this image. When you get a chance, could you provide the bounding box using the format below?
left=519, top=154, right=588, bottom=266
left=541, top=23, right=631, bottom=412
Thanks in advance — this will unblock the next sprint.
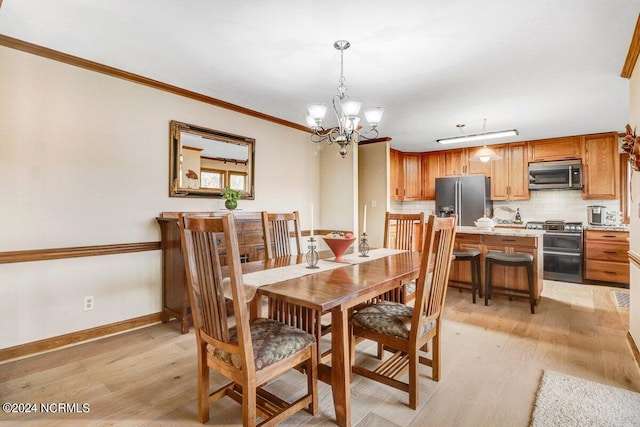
left=628, top=55, right=640, bottom=347
left=0, top=46, right=319, bottom=348
left=358, top=142, right=389, bottom=248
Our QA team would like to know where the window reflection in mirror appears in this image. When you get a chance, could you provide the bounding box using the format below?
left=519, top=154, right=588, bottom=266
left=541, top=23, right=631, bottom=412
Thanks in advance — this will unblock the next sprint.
left=169, top=120, right=255, bottom=199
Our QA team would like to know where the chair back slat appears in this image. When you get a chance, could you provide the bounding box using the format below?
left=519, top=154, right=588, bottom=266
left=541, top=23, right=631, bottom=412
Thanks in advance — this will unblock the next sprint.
left=262, top=211, right=303, bottom=260
left=179, top=214, right=254, bottom=368
left=412, top=215, right=457, bottom=334
left=384, top=212, right=425, bottom=252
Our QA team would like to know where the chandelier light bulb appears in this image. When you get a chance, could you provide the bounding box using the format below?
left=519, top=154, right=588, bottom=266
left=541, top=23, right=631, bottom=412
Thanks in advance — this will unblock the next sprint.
left=306, top=103, right=328, bottom=122
left=364, top=107, right=384, bottom=127
left=340, top=99, right=362, bottom=118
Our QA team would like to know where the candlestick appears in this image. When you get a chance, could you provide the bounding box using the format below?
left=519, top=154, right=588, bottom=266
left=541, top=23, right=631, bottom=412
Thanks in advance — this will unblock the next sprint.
left=306, top=237, right=319, bottom=268
left=363, top=204, right=367, bottom=234
left=310, top=203, right=314, bottom=237
left=359, top=232, right=370, bottom=257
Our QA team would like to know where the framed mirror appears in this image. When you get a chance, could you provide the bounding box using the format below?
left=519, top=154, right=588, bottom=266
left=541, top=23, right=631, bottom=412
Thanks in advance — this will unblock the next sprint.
left=169, top=120, right=255, bottom=199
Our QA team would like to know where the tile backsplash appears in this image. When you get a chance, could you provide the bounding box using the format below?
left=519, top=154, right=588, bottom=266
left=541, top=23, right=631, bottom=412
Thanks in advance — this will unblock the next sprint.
left=391, top=190, right=620, bottom=225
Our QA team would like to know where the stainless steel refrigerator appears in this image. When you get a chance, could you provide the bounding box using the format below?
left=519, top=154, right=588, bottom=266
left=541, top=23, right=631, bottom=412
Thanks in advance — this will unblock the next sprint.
left=435, top=176, right=493, bottom=226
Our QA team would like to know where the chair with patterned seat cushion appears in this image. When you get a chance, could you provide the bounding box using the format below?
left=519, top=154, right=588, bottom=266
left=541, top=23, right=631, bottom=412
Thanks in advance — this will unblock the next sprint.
left=350, top=214, right=457, bottom=409
left=179, top=213, right=317, bottom=426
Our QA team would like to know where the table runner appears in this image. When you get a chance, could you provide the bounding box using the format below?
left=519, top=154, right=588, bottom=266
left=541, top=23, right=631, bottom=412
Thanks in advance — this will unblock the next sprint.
left=223, top=259, right=345, bottom=301
left=223, top=248, right=410, bottom=300
left=328, top=248, right=408, bottom=264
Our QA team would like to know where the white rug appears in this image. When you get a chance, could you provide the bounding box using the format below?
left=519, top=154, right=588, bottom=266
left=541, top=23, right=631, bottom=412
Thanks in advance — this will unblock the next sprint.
left=531, top=370, right=640, bottom=427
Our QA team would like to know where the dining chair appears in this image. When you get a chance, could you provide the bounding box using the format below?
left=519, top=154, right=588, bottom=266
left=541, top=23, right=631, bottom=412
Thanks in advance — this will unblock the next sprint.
left=350, top=214, right=457, bottom=409
left=383, top=211, right=425, bottom=303
left=261, top=211, right=303, bottom=259
left=179, top=213, right=318, bottom=425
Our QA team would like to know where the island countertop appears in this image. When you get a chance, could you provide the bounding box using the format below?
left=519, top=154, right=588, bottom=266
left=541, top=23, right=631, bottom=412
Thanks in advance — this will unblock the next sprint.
left=457, top=226, right=545, bottom=238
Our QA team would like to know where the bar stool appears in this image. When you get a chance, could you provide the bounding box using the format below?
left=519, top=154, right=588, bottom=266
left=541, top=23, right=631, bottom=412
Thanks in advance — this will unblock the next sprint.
left=484, top=251, right=535, bottom=314
left=449, top=249, right=482, bottom=303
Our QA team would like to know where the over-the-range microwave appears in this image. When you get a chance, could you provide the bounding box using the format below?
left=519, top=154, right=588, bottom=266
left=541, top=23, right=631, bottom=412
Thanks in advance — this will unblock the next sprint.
left=528, top=160, right=583, bottom=190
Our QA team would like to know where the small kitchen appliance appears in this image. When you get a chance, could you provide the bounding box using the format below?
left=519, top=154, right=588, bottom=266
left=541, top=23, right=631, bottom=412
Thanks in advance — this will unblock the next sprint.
left=587, top=205, right=606, bottom=225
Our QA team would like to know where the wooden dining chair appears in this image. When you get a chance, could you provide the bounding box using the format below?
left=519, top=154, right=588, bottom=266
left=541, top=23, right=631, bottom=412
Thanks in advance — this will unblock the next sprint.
left=383, top=211, right=425, bottom=303
left=179, top=213, right=318, bottom=425
left=261, top=211, right=303, bottom=259
left=350, top=214, right=457, bottom=409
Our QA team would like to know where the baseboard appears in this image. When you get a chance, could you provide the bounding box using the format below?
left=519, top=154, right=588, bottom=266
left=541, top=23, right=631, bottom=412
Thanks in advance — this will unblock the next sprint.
left=0, top=312, right=162, bottom=363
left=628, top=331, right=640, bottom=373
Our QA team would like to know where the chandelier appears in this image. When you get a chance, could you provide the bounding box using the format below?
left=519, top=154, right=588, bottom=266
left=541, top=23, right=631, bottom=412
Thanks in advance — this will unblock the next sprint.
left=305, top=40, right=384, bottom=158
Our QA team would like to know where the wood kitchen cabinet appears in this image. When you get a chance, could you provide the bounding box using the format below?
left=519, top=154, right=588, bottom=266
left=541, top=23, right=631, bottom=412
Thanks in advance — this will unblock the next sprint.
left=440, top=149, right=467, bottom=176
left=581, top=132, right=620, bottom=200
left=390, top=148, right=404, bottom=201
left=403, top=153, right=422, bottom=200
left=483, top=234, right=543, bottom=299
left=156, top=211, right=265, bottom=333
left=584, top=229, right=629, bottom=285
left=421, top=151, right=441, bottom=200
left=528, top=136, right=581, bottom=161
left=490, top=142, right=529, bottom=201
left=448, top=233, right=484, bottom=293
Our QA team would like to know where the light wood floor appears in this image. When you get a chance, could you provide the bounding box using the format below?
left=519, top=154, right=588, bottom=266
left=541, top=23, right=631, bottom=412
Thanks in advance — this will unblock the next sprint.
left=1, top=280, right=638, bottom=426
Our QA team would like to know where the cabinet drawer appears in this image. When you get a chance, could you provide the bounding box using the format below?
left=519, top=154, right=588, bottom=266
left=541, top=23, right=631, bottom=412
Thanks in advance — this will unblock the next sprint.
left=456, top=233, right=483, bottom=245
left=585, top=243, right=628, bottom=263
left=483, top=235, right=537, bottom=248
left=584, top=260, right=630, bottom=284
left=585, top=230, right=629, bottom=243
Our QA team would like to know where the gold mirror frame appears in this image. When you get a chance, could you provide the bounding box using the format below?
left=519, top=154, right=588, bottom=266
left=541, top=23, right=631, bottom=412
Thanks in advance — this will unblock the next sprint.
left=169, top=120, right=255, bottom=199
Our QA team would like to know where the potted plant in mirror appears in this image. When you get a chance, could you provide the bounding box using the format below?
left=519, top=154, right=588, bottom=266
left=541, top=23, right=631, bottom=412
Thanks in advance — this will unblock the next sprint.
left=221, top=186, right=242, bottom=210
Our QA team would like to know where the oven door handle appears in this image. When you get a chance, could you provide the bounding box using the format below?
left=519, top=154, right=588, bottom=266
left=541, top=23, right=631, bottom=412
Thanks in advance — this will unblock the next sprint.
left=544, top=250, right=582, bottom=256
left=544, top=232, right=583, bottom=237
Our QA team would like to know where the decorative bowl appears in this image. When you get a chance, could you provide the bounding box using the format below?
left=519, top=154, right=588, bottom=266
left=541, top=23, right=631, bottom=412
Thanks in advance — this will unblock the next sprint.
left=474, top=216, right=495, bottom=230
left=323, top=236, right=356, bottom=262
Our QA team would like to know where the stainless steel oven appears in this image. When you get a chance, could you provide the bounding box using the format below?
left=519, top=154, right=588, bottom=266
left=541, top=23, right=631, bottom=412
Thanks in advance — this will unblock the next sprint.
left=526, top=220, right=583, bottom=283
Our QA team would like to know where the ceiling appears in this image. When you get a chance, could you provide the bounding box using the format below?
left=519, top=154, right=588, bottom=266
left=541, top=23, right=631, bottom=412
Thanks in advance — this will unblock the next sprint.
left=1, top=1, right=639, bottom=152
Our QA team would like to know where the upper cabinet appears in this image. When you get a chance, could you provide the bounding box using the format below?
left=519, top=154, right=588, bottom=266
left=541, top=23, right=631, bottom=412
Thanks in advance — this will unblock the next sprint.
left=528, top=136, right=581, bottom=162
left=421, top=152, right=441, bottom=200
left=581, top=132, right=620, bottom=199
left=390, top=149, right=404, bottom=201
left=440, top=149, right=467, bottom=176
left=490, top=142, right=529, bottom=201
left=403, top=153, right=422, bottom=200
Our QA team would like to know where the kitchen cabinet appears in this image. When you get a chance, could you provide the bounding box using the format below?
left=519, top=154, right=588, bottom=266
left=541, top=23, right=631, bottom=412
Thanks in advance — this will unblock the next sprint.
left=528, top=136, right=581, bottom=161
left=421, top=151, right=441, bottom=200
left=584, top=229, right=629, bottom=285
left=581, top=132, right=620, bottom=200
left=440, top=149, right=467, bottom=176
left=403, top=153, right=422, bottom=200
left=490, top=142, right=529, bottom=201
left=390, top=148, right=404, bottom=201
left=448, top=233, right=484, bottom=293
left=483, top=234, right=543, bottom=299
left=466, top=150, right=492, bottom=176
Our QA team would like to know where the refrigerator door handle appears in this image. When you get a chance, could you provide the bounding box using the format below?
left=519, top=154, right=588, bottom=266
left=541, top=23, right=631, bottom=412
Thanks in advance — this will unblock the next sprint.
left=455, top=180, right=461, bottom=224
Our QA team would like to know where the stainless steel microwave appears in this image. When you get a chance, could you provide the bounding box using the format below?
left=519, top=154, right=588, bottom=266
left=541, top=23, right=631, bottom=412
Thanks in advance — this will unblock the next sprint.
left=528, top=160, right=583, bottom=190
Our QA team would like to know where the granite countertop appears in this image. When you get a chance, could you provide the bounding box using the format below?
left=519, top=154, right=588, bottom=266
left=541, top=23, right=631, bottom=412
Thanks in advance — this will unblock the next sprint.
left=585, top=225, right=630, bottom=232
left=457, top=226, right=545, bottom=237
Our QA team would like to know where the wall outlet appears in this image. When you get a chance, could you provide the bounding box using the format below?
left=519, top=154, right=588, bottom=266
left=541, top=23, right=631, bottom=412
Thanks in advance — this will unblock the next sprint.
left=84, top=296, right=94, bottom=311
left=371, top=200, right=377, bottom=208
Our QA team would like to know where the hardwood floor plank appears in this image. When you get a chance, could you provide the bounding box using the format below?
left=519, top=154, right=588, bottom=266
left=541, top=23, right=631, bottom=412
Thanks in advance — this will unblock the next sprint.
left=1, top=280, right=638, bottom=427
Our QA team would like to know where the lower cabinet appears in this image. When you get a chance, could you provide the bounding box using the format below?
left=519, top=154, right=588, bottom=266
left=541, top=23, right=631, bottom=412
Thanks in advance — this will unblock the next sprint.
left=584, top=230, right=630, bottom=285
left=448, top=232, right=543, bottom=300
left=156, top=211, right=265, bottom=333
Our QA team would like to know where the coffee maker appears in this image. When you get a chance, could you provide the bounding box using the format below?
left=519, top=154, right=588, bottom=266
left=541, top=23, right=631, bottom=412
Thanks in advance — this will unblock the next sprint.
left=587, top=205, right=606, bottom=225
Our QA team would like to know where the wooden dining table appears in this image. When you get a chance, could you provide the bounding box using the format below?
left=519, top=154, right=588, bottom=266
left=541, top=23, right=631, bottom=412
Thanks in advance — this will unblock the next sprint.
left=242, top=250, right=422, bottom=427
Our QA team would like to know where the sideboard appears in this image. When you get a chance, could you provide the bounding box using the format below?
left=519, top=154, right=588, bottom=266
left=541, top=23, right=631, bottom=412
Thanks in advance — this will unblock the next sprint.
left=156, top=211, right=265, bottom=333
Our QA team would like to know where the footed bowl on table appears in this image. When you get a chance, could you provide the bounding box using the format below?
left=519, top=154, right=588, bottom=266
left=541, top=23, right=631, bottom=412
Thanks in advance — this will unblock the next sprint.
left=323, top=233, right=356, bottom=262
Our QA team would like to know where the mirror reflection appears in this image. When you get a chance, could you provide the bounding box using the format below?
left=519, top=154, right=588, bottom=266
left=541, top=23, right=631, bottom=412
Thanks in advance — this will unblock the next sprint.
left=169, top=120, right=255, bottom=199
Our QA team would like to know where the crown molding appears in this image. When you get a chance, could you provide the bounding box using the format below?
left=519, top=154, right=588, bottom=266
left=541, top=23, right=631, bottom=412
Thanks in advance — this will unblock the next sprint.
left=621, top=13, right=640, bottom=78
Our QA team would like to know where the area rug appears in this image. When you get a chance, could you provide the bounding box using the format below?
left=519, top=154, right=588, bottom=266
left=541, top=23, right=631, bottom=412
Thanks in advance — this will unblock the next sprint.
left=530, top=370, right=640, bottom=426
left=614, top=290, right=630, bottom=309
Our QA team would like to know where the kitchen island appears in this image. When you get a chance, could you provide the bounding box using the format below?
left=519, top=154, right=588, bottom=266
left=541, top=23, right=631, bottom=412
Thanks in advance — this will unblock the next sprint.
left=450, top=226, right=545, bottom=303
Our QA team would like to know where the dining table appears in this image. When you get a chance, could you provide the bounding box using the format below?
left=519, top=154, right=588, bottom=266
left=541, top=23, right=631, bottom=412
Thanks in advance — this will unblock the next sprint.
left=237, top=248, right=422, bottom=427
